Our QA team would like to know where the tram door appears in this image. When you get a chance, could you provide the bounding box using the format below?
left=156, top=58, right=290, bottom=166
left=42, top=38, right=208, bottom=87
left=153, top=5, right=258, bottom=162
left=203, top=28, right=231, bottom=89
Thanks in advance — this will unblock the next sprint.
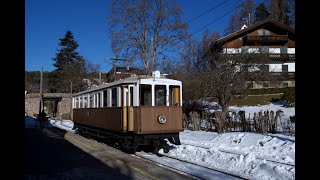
left=127, top=85, right=134, bottom=131
left=122, top=85, right=134, bottom=132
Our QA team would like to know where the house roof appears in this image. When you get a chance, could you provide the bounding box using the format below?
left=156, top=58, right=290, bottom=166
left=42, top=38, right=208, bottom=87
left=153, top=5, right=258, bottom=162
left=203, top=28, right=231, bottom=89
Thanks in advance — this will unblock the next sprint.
left=213, top=19, right=295, bottom=46
left=106, top=66, right=144, bottom=75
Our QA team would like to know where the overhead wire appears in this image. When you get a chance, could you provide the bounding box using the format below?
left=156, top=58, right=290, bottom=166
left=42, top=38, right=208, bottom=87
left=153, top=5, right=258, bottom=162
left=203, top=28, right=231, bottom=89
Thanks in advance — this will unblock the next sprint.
left=171, top=0, right=269, bottom=47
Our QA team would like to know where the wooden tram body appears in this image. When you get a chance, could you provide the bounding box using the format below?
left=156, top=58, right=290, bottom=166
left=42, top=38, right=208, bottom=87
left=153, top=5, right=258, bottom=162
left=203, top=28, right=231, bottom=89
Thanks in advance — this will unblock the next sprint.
left=72, top=71, right=183, bottom=153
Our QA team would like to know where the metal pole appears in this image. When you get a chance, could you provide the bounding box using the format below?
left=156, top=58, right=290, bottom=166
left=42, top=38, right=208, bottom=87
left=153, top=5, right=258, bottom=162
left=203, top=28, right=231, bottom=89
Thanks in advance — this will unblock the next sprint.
left=39, top=65, right=43, bottom=114
left=70, top=81, right=73, bottom=119
left=113, top=61, right=116, bottom=82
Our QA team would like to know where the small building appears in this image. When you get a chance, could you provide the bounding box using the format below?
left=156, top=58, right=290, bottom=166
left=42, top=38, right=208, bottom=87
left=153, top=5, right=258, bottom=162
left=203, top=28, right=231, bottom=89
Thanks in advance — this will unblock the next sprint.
left=211, top=19, right=295, bottom=89
left=105, top=66, right=145, bottom=83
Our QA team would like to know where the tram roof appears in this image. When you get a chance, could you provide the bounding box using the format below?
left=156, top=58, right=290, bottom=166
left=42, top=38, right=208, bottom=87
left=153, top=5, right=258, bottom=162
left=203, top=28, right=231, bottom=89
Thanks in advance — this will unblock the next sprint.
left=73, top=75, right=181, bottom=96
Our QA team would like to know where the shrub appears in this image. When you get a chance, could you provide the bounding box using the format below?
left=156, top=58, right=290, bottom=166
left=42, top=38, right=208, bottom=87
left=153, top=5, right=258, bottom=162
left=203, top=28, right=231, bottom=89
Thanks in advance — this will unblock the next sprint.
left=289, top=116, right=295, bottom=123
left=249, top=87, right=295, bottom=95
left=281, top=88, right=295, bottom=106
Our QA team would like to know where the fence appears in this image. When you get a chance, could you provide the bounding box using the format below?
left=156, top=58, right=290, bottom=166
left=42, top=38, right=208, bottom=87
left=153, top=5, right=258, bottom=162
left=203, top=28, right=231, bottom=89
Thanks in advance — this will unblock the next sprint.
left=183, top=110, right=295, bottom=135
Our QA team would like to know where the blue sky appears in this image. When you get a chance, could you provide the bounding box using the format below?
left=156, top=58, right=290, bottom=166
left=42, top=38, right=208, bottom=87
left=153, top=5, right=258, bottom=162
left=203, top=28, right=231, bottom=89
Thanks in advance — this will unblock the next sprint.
left=26, top=0, right=261, bottom=72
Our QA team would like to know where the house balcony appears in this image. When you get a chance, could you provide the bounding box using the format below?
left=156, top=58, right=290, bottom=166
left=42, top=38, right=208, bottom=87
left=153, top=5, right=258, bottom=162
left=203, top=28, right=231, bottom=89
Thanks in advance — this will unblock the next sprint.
left=249, top=72, right=295, bottom=81
left=269, top=54, right=295, bottom=61
left=270, top=72, right=295, bottom=80
left=244, top=35, right=288, bottom=43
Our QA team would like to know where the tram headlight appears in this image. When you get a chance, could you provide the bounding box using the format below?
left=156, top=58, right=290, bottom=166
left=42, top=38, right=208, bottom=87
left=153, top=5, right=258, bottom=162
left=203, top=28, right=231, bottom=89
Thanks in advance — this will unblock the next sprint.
left=158, top=115, right=166, bottom=124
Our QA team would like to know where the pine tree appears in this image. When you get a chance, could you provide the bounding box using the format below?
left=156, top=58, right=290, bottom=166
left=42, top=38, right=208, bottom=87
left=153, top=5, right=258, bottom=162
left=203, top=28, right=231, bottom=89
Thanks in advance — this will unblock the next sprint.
left=270, top=0, right=292, bottom=26
left=254, top=3, right=270, bottom=23
left=224, top=0, right=255, bottom=35
left=50, top=30, right=87, bottom=93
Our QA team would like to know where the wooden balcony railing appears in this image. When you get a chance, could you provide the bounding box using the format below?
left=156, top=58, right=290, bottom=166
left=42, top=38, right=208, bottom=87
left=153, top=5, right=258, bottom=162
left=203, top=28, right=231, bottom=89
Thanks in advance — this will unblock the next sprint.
left=220, top=53, right=295, bottom=62
left=245, top=35, right=288, bottom=42
left=270, top=72, right=295, bottom=80
left=269, top=54, right=295, bottom=61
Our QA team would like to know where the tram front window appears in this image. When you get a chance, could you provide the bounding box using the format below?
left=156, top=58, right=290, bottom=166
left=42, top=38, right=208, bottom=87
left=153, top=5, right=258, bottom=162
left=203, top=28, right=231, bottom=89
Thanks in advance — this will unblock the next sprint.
left=169, top=85, right=180, bottom=106
left=155, top=85, right=166, bottom=106
left=140, top=85, right=152, bottom=106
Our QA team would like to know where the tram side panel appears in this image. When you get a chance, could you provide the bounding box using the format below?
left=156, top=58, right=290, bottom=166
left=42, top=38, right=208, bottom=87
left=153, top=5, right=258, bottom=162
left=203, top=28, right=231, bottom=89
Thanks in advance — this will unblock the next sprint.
left=73, top=108, right=123, bottom=132
left=136, top=106, right=183, bottom=134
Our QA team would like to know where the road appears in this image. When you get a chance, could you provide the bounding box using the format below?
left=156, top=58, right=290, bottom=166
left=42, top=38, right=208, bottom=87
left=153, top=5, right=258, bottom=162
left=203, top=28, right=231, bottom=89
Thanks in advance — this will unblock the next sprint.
left=24, top=124, right=194, bottom=180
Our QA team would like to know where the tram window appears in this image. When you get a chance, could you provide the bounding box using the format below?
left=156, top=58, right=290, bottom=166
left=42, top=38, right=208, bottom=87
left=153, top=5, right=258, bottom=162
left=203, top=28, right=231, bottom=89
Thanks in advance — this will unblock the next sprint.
left=75, top=98, right=79, bottom=108
left=96, top=93, right=100, bottom=108
left=130, top=87, right=133, bottom=106
left=140, top=85, right=152, bottom=106
left=169, top=85, right=180, bottom=106
left=103, top=90, right=108, bottom=107
left=79, top=97, right=83, bottom=108
left=112, top=88, right=117, bottom=107
left=155, top=85, right=166, bottom=106
left=89, top=95, right=93, bottom=108
left=83, top=96, right=87, bottom=108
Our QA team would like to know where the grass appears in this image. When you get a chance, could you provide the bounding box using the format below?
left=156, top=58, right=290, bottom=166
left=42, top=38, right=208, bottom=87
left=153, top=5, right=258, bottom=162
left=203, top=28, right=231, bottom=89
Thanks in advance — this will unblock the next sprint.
left=229, top=94, right=283, bottom=106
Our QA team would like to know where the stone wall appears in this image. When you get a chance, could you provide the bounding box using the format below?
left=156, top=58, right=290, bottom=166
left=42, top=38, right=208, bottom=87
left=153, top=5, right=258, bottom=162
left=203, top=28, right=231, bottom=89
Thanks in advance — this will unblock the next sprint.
left=25, top=98, right=40, bottom=117
left=25, top=93, right=71, bottom=119
left=57, top=98, right=72, bottom=118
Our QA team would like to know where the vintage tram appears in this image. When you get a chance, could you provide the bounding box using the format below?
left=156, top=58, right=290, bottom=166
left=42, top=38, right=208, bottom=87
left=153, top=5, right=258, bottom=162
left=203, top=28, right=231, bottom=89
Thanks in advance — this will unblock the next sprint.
left=72, top=71, right=183, bottom=153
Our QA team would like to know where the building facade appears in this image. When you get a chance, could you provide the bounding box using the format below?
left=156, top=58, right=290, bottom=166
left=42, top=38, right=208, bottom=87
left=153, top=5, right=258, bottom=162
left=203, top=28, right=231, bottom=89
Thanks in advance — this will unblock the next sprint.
left=105, top=66, right=145, bottom=83
left=212, top=19, right=295, bottom=89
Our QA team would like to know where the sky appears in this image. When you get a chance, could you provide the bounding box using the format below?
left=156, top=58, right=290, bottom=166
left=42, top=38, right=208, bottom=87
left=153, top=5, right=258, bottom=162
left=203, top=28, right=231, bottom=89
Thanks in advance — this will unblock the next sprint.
left=25, top=103, right=295, bottom=180
left=25, top=0, right=265, bottom=72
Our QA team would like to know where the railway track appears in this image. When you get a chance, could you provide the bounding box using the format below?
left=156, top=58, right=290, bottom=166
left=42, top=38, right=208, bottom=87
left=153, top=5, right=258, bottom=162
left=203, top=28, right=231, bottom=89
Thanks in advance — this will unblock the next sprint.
left=181, top=142, right=295, bottom=167
left=133, top=152, right=248, bottom=180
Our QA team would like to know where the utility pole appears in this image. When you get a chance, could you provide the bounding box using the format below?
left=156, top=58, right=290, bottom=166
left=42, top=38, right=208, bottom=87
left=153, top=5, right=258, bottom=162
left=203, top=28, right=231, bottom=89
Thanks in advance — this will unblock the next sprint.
left=39, top=64, right=43, bottom=115
left=70, top=80, right=73, bottom=119
left=99, top=72, right=101, bottom=85
left=113, top=60, right=116, bottom=82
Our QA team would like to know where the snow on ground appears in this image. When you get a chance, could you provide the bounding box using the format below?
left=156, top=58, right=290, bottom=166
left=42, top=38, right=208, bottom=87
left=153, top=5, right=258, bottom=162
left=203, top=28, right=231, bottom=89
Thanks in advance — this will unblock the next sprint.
left=49, top=119, right=76, bottom=132
left=208, top=102, right=295, bottom=119
left=31, top=117, right=295, bottom=180
left=25, top=103, right=295, bottom=180
left=164, top=130, right=295, bottom=180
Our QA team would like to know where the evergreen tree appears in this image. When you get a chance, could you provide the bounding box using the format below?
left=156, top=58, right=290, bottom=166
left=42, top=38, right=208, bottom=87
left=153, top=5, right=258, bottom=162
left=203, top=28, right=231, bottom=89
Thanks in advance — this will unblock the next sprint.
left=224, top=0, right=255, bottom=35
left=50, top=30, right=87, bottom=93
left=269, top=0, right=292, bottom=26
left=254, top=3, right=270, bottom=23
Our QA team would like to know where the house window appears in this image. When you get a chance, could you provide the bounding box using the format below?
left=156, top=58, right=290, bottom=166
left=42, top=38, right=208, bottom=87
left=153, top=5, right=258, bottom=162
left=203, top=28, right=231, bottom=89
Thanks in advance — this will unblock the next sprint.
left=241, top=46, right=249, bottom=53
left=260, top=64, right=269, bottom=72
left=263, top=82, right=269, bottom=88
left=258, top=30, right=264, bottom=36
left=280, top=46, right=288, bottom=54
left=265, top=30, right=270, bottom=36
left=283, top=82, right=288, bottom=87
left=260, top=46, right=269, bottom=54
left=282, top=65, right=288, bottom=72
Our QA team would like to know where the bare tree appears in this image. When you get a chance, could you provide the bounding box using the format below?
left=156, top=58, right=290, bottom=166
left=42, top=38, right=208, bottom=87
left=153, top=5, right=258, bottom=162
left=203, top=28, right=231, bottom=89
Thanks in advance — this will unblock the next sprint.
left=192, top=51, right=270, bottom=133
left=170, top=30, right=221, bottom=101
left=108, top=0, right=188, bottom=74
